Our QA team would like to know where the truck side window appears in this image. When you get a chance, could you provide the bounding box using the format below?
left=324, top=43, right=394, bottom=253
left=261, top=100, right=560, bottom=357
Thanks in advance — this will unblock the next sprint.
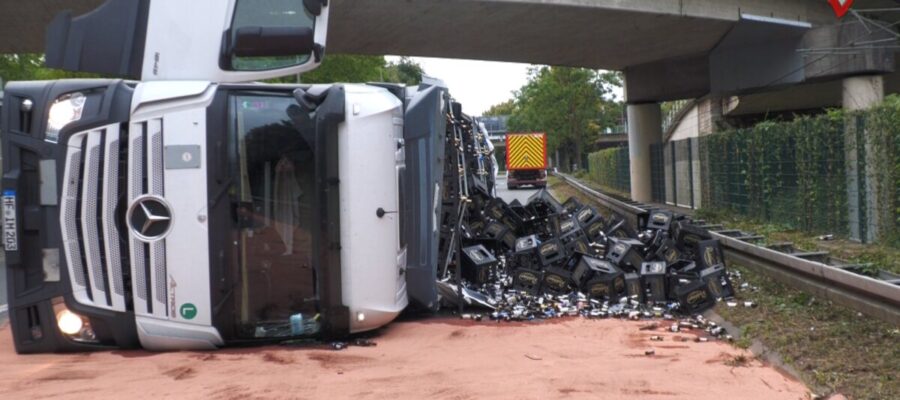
left=230, top=0, right=314, bottom=71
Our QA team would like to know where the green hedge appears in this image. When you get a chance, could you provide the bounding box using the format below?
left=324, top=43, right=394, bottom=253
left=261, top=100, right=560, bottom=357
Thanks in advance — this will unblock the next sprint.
left=700, top=101, right=899, bottom=245
left=585, top=100, right=899, bottom=245
left=863, top=98, right=900, bottom=246
left=701, top=113, right=847, bottom=235
left=587, top=146, right=631, bottom=195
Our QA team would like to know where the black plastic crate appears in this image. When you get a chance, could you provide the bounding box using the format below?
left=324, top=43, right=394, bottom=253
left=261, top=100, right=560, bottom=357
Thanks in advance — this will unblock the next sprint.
left=537, top=239, right=567, bottom=268
left=542, top=253, right=592, bottom=295
left=645, top=209, right=674, bottom=231
left=563, top=233, right=593, bottom=256
left=465, top=218, right=486, bottom=238
left=574, top=206, right=603, bottom=229
left=666, top=269, right=699, bottom=301
left=484, top=198, right=524, bottom=229
left=581, top=257, right=626, bottom=301
left=526, top=189, right=563, bottom=218
left=606, top=238, right=645, bottom=271
left=651, top=239, right=684, bottom=266
left=461, top=245, right=499, bottom=284
left=511, top=268, right=543, bottom=295
left=481, top=221, right=517, bottom=252
left=562, top=197, right=583, bottom=214
left=625, top=272, right=644, bottom=303
left=674, top=278, right=716, bottom=314
left=558, top=216, right=580, bottom=236
left=606, top=216, right=638, bottom=240
left=640, top=228, right=667, bottom=254
left=509, top=235, right=542, bottom=271
left=583, top=219, right=607, bottom=243
left=640, top=261, right=668, bottom=304
left=699, top=264, right=735, bottom=300
left=695, top=239, right=725, bottom=270
left=508, top=199, right=533, bottom=220
left=672, top=221, right=712, bottom=256
left=669, top=260, right=697, bottom=273
left=459, top=223, right=480, bottom=246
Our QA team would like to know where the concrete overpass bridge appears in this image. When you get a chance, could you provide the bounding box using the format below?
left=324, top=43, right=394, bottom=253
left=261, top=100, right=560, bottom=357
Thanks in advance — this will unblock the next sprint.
left=2, top=0, right=899, bottom=201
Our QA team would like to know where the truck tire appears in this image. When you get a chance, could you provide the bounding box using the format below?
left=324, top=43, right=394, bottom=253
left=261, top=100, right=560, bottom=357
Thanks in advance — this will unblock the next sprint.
left=507, top=184, right=517, bottom=190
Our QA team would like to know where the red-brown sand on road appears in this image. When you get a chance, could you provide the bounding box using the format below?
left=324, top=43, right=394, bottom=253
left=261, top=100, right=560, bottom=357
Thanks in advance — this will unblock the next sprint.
left=0, top=318, right=810, bottom=399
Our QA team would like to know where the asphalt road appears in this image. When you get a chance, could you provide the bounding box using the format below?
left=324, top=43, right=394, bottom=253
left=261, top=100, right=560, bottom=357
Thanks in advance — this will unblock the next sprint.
left=495, top=174, right=539, bottom=204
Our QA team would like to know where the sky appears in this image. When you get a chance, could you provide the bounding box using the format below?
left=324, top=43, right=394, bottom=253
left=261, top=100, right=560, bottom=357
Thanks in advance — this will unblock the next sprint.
left=387, top=56, right=625, bottom=117
left=386, top=56, right=531, bottom=116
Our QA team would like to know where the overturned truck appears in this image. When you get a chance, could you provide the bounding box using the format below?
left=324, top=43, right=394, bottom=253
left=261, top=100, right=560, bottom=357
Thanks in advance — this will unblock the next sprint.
left=0, top=0, right=482, bottom=352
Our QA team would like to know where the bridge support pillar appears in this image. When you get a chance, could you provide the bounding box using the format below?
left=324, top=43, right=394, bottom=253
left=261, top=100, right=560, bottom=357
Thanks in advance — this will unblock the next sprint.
left=627, top=103, right=662, bottom=202
left=843, top=75, right=884, bottom=111
left=843, top=75, right=884, bottom=243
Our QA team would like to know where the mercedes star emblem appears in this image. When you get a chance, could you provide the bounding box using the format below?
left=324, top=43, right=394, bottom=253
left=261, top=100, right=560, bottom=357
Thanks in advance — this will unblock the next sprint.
left=128, top=196, right=173, bottom=242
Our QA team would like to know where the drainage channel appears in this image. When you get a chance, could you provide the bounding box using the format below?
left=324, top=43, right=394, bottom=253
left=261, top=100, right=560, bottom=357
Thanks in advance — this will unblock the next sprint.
left=553, top=172, right=900, bottom=325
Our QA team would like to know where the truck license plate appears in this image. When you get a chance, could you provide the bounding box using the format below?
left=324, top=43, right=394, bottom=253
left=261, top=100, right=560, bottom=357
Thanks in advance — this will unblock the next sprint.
left=3, top=190, right=18, bottom=251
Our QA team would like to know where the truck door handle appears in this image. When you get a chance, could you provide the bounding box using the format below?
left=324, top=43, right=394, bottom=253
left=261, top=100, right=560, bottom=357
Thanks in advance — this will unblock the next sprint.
left=376, top=208, right=398, bottom=218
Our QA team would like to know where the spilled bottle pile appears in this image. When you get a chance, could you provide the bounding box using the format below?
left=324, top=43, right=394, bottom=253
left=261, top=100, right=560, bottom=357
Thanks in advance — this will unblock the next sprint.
left=443, top=187, right=736, bottom=331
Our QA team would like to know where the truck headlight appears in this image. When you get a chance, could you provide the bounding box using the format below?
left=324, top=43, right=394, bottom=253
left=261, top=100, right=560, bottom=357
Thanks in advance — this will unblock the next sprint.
left=56, top=309, right=84, bottom=335
left=46, top=92, right=86, bottom=143
left=52, top=298, right=99, bottom=343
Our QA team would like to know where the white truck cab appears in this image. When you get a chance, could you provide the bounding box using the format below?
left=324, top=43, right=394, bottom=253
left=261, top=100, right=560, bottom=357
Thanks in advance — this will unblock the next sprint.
left=2, top=0, right=452, bottom=353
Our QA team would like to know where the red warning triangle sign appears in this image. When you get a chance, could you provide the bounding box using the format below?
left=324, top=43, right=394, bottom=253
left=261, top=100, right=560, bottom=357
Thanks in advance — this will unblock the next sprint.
left=829, top=0, right=854, bottom=18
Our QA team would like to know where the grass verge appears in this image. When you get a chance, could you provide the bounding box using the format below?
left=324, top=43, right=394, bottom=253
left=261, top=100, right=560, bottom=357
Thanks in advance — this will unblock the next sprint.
left=718, top=265, right=899, bottom=399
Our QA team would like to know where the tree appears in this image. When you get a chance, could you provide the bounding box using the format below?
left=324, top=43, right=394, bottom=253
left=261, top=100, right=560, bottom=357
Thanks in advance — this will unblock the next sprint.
left=484, top=99, right=516, bottom=116
left=507, top=67, right=602, bottom=171
left=0, top=54, right=41, bottom=82
left=382, top=57, right=424, bottom=86
left=2, top=53, right=426, bottom=88
left=300, top=54, right=388, bottom=84
left=265, top=55, right=424, bottom=85
left=596, top=71, right=625, bottom=133
left=501, top=67, right=624, bottom=171
left=0, top=54, right=100, bottom=83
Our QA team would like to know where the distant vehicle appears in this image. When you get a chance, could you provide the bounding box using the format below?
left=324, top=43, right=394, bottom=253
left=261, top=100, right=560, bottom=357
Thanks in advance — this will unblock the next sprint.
left=505, top=133, right=547, bottom=190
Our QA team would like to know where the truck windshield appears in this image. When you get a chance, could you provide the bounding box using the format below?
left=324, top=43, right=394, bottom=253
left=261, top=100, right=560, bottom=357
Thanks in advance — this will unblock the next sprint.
left=230, top=94, right=318, bottom=338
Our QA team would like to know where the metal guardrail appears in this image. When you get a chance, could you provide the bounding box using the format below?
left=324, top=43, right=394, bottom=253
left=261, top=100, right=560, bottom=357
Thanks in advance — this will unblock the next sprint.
left=553, top=172, right=900, bottom=325
left=553, top=173, right=647, bottom=230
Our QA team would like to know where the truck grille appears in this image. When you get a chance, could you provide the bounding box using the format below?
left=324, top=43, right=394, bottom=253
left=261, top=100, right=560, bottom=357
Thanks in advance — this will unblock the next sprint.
left=128, top=119, right=168, bottom=318
left=60, top=119, right=169, bottom=317
left=60, top=124, right=128, bottom=311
